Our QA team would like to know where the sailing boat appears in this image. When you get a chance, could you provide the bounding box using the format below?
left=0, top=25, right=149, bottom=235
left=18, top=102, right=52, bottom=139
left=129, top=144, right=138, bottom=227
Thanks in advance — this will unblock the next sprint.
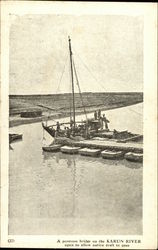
left=42, top=37, right=102, bottom=140
left=42, top=37, right=143, bottom=153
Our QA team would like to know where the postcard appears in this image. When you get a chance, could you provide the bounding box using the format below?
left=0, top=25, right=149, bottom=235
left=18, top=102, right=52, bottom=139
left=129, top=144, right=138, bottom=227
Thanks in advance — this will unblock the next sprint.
left=1, top=1, right=157, bottom=249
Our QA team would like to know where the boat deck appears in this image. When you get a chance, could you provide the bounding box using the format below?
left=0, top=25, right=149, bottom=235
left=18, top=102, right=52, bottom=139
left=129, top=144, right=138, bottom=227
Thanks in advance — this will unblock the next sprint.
left=65, top=139, right=143, bottom=153
left=93, top=131, right=113, bottom=138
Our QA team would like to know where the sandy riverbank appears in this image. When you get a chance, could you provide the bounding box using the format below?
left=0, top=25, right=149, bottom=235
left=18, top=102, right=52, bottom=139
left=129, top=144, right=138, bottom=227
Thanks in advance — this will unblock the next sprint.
left=9, top=102, right=142, bottom=127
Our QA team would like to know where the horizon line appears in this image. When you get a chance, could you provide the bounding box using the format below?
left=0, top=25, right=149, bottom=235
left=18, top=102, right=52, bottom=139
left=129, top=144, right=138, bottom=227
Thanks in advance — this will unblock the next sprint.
left=9, top=91, right=143, bottom=96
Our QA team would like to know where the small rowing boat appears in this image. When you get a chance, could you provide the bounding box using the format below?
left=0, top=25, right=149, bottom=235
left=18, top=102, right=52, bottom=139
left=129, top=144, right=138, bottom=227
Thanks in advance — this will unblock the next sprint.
left=79, top=148, right=101, bottom=157
left=124, top=152, right=143, bottom=163
left=101, top=150, right=124, bottom=159
left=42, top=144, right=61, bottom=152
left=9, top=133, right=23, bottom=143
left=60, top=146, right=81, bottom=154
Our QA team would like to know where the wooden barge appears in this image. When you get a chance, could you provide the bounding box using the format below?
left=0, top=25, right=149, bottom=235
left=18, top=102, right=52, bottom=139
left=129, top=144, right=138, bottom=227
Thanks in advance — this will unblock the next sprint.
left=54, top=138, right=143, bottom=154
left=21, top=110, right=42, bottom=118
left=42, top=138, right=143, bottom=162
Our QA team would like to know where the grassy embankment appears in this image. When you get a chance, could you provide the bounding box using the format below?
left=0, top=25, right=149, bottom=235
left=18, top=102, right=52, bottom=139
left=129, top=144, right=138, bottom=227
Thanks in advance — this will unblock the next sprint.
left=9, top=92, right=143, bottom=127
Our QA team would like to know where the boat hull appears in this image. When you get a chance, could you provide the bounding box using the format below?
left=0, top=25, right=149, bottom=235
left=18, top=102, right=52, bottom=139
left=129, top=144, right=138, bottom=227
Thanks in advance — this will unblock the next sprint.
left=125, top=152, right=143, bottom=163
left=42, top=144, right=61, bottom=152
left=101, top=150, right=124, bottom=159
left=61, top=146, right=80, bottom=154
left=79, top=148, right=101, bottom=157
left=42, top=122, right=56, bottom=138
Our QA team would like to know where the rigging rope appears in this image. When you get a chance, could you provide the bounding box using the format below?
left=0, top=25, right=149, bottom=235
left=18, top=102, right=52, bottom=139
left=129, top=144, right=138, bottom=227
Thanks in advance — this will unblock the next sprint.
left=72, top=48, right=113, bottom=107
left=49, top=54, right=69, bottom=125
left=73, top=48, right=107, bottom=92
left=42, top=126, right=46, bottom=142
left=55, top=54, right=69, bottom=94
left=128, top=107, right=143, bottom=116
left=72, top=59, right=88, bottom=121
left=73, top=49, right=143, bottom=116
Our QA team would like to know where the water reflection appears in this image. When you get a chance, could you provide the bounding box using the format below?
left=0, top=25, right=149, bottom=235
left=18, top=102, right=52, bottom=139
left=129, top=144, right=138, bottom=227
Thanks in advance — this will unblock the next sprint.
left=42, top=150, right=143, bottom=169
left=9, top=103, right=143, bottom=235
left=42, top=151, right=87, bottom=218
left=123, top=159, right=142, bottom=169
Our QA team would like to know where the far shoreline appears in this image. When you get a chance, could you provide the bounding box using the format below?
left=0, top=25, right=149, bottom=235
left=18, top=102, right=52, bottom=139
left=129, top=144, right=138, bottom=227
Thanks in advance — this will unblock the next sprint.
left=9, top=101, right=143, bottom=128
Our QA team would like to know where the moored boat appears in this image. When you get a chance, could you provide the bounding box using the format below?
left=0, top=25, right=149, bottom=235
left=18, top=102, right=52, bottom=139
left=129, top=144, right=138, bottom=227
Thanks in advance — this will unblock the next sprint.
left=79, top=148, right=101, bottom=157
left=41, top=37, right=143, bottom=146
left=124, top=152, right=143, bottom=163
left=101, top=150, right=124, bottom=159
left=42, top=37, right=105, bottom=140
left=42, top=122, right=56, bottom=138
left=9, top=133, right=23, bottom=143
left=42, top=144, right=61, bottom=152
left=61, top=146, right=81, bottom=154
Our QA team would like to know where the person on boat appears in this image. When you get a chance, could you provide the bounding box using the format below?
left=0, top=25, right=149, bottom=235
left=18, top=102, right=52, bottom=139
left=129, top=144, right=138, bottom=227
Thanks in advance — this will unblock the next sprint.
left=78, top=124, right=83, bottom=132
left=71, top=125, right=76, bottom=136
left=85, top=123, right=90, bottom=139
left=56, top=121, right=60, bottom=132
left=98, top=109, right=101, bottom=119
left=94, top=111, right=97, bottom=120
left=70, top=119, right=73, bottom=129
left=99, top=115, right=103, bottom=130
left=102, top=114, right=110, bottom=130
left=66, top=127, right=71, bottom=138
left=80, top=124, right=85, bottom=137
left=64, top=127, right=67, bottom=136
left=75, top=124, right=81, bottom=135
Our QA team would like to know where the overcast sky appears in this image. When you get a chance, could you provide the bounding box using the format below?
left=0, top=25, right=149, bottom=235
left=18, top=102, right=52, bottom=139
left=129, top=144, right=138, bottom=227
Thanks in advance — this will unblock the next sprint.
left=9, top=14, right=143, bottom=94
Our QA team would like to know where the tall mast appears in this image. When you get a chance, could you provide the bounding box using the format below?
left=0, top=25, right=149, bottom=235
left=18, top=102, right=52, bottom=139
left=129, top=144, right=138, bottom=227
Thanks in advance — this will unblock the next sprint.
left=68, top=36, right=75, bottom=130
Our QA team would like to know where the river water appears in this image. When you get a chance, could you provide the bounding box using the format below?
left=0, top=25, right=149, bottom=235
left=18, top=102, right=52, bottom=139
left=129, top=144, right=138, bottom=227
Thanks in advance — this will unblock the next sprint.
left=9, top=103, right=143, bottom=235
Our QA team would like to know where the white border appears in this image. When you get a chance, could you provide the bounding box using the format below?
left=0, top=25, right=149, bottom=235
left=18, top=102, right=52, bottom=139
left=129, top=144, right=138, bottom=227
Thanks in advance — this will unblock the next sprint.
left=1, top=1, right=157, bottom=249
